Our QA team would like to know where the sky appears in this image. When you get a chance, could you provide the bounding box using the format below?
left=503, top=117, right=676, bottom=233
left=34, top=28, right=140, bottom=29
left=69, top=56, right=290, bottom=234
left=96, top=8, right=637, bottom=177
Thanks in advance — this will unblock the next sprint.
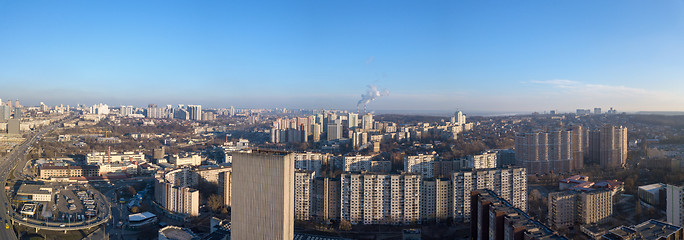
left=1, top=1, right=684, bottom=114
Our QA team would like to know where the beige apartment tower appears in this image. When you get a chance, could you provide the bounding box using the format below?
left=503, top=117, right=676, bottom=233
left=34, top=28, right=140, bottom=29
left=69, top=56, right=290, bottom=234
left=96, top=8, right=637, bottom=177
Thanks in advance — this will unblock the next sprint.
left=231, top=151, right=295, bottom=240
left=515, top=127, right=584, bottom=175
left=599, top=125, right=628, bottom=170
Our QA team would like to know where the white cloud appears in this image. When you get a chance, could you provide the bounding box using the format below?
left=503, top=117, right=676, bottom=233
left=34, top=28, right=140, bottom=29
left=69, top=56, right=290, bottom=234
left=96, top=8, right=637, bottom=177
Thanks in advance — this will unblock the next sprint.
left=529, top=79, right=580, bottom=88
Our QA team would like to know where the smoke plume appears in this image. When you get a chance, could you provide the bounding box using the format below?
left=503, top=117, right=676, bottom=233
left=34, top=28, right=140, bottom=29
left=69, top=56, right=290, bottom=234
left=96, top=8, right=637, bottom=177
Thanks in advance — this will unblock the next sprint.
left=357, top=85, right=389, bottom=112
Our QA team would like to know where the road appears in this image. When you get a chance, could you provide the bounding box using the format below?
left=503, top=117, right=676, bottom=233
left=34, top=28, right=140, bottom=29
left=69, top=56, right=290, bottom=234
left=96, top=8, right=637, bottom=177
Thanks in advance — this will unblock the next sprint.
left=0, top=115, right=73, bottom=239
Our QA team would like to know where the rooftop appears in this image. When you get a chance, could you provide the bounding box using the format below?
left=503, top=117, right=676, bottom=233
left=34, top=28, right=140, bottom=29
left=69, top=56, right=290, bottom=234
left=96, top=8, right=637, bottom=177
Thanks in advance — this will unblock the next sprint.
left=159, top=226, right=197, bottom=240
left=17, top=184, right=52, bottom=195
left=129, top=211, right=156, bottom=222
left=638, top=183, right=665, bottom=192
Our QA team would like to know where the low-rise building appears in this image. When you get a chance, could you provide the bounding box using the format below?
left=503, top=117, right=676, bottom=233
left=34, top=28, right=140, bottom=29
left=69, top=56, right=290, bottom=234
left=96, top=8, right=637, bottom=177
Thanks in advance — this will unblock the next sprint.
left=17, top=184, right=53, bottom=202
left=86, top=151, right=145, bottom=164
left=638, top=183, right=666, bottom=207
left=169, top=154, right=201, bottom=167
left=39, top=164, right=99, bottom=179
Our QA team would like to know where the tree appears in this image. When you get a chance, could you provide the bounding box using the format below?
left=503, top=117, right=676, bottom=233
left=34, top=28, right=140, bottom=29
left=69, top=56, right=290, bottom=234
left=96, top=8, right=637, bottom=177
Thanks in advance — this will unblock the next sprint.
left=339, top=219, right=352, bottom=231
left=207, top=194, right=223, bottom=212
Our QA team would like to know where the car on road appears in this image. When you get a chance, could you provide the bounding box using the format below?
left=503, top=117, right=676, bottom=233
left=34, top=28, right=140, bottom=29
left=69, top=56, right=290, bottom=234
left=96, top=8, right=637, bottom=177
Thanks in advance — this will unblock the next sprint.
left=5, top=223, right=8, bottom=229
left=60, top=224, right=65, bottom=227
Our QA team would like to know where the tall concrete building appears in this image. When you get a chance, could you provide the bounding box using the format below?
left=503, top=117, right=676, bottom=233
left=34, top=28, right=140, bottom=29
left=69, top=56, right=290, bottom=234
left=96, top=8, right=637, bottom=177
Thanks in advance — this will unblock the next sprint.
left=515, top=127, right=584, bottom=175
left=327, top=119, right=342, bottom=141
left=348, top=112, right=358, bottom=129
left=421, top=178, right=452, bottom=222
left=361, top=113, right=373, bottom=130
left=187, top=105, right=202, bottom=121
left=455, top=111, right=466, bottom=125
left=311, top=177, right=340, bottom=222
left=343, top=155, right=390, bottom=173
left=466, top=151, right=498, bottom=169
left=341, top=173, right=421, bottom=225
left=405, top=154, right=436, bottom=178
left=452, top=168, right=527, bottom=222
left=7, top=119, right=20, bottom=134
left=154, top=168, right=200, bottom=217
left=218, top=171, right=231, bottom=207
left=294, top=171, right=315, bottom=221
left=471, top=189, right=567, bottom=240
left=232, top=151, right=294, bottom=240
left=599, top=125, right=628, bottom=170
left=666, top=184, right=684, bottom=227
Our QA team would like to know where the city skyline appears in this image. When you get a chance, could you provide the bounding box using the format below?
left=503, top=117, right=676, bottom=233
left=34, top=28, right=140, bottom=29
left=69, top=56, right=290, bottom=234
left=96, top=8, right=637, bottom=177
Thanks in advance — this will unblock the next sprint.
left=2, top=1, right=684, bottom=112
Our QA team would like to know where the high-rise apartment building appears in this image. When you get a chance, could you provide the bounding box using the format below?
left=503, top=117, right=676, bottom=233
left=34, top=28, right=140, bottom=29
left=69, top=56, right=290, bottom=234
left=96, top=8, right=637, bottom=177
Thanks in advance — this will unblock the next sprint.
left=187, top=105, right=202, bottom=121
left=452, top=168, right=527, bottom=222
left=455, top=111, right=466, bottom=125
left=515, top=127, right=584, bottom=175
left=362, top=113, right=373, bottom=130
left=327, top=119, right=342, bottom=141
left=599, top=125, right=628, bottom=170
left=311, top=177, right=340, bottom=222
left=218, top=171, right=231, bottom=207
left=666, top=184, right=684, bottom=227
left=343, top=155, right=391, bottom=173
left=295, top=171, right=315, bottom=221
left=293, top=152, right=330, bottom=177
left=405, top=154, right=436, bottom=178
left=341, top=173, right=421, bottom=225
left=348, top=112, right=358, bottom=129
left=231, top=151, right=294, bottom=240
left=421, top=178, right=452, bottom=222
left=471, top=189, right=567, bottom=240
left=467, top=151, right=498, bottom=169
left=154, top=168, right=200, bottom=217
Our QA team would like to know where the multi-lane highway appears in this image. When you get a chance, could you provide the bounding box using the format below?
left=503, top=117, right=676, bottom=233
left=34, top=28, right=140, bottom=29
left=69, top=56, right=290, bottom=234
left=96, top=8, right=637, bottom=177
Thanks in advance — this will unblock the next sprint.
left=0, top=115, right=74, bottom=239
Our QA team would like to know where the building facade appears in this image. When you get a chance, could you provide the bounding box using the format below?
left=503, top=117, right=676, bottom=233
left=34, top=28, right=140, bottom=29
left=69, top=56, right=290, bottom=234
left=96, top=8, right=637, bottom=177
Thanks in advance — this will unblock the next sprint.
left=154, top=168, right=200, bottom=217
left=231, top=151, right=295, bottom=240
left=515, top=127, right=583, bottom=175
left=453, top=168, right=527, bottom=223
left=295, top=171, right=315, bottom=221
left=405, top=154, right=436, bottom=178
left=341, top=173, right=421, bottom=225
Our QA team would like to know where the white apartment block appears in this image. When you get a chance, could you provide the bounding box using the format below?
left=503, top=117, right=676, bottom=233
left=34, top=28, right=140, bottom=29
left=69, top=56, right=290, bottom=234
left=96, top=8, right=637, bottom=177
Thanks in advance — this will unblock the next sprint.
left=343, top=155, right=390, bottom=173
left=405, top=154, right=436, bottom=178
left=452, top=167, right=526, bottom=223
left=467, top=151, right=497, bottom=169
left=169, top=154, right=201, bottom=167
left=154, top=168, right=200, bottom=216
left=341, top=173, right=421, bottom=225
left=667, top=184, right=684, bottom=227
left=294, top=152, right=331, bottom=177
left=86, top=151, right=145, bottom=164
left=295, top=171, right=315, bottom=221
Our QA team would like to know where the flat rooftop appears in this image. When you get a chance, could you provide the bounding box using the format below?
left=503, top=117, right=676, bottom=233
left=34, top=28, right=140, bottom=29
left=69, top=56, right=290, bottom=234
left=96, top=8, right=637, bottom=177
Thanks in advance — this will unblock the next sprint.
left=17, top=184, right=52, bottom=195
left=638, top=183, right=664, bottom=192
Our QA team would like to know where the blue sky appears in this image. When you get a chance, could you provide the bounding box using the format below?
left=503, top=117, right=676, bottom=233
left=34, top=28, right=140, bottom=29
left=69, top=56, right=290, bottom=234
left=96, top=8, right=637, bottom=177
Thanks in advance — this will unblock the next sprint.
left=1, top=1, right=683, bottom=113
